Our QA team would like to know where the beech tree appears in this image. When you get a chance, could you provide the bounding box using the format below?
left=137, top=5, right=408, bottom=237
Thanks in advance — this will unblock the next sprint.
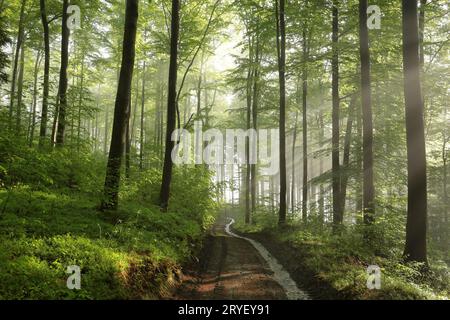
left=159, top=0, right=180, bottom=211
left=101, top=0, right=139, bottom=210
left=402, top=0, right=428, bottom=264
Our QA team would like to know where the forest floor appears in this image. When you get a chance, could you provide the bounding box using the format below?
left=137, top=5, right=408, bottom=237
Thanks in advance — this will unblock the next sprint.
left=174, top=216, right=305, bottom=300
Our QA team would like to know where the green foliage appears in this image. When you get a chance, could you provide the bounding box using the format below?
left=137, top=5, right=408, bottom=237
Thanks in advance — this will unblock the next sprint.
left=0, top=141, right=217, bottom=299
left=234, top=214, right=450, bottom=300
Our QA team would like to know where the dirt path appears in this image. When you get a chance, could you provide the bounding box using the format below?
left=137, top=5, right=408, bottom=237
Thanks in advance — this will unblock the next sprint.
left=175, top=217, right=308, bottom=300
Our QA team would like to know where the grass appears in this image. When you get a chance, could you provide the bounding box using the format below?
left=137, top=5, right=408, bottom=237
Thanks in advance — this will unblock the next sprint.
left=0, top=181, right=215, bottom=300
left=233, top=207, right=450, bottom=300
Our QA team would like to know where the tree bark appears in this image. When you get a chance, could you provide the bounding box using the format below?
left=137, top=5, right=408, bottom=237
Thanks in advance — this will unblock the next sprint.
left=419, top=0, right=427, bottom=68
left=318, top=110, right=325, bottom=224
left=140, top=60, right=146, bottom=171
left=55, top=0, right=70, bottom=146
left=251, top=34, right=260, bottom=218
left=16, top=42, right=25, bottom=134
left=159, top=0, right=180, bottom=211
left=101, top=0, right=139, bottom=211
left=340, top=95, right=356, bottom=214
left=402, top=0, right=428, bottom=264
left=291, top=109, right=298, bottom=213
left=244, top=33, right=253, bottom=224
left=359, top=0, right=375, bottom=224
left=302, top=28, right=309, bottom=222
left=332, top=0, right=342, bottom=230
left=29, top=50, right=42, bottom=147
left=276, top=0, right=287, bottom=225
left=9, top=0, right=26, bottom=131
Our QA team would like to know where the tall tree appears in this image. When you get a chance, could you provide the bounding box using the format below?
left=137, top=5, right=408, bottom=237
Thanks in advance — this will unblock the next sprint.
left=29, top=50, right=42, bottom=147
left=359, top=0, right=375, bottom=224
left=244, top=27, right=253, bottom=224
left=39, top=0, right=50, bottom=146
left=402, top=0, right=428, bottom=264
left=140, top=60, right=146, bottom=171
left=159, top=0, right=180, bottom=211
left=301, top=28, right=309, bottom=221
left=101, top=0, right=139, bottom=210
left=15, top=43, right=25, bottom=134
left=251, top=34, right=260, bottom=218
left=276, top=0, right=287, bottom=225
left=419, top=0, right=427, bottom=68
left=331, top=0, right=342, bottom=229
left=55, top=0, right=71, bottom=146
left=9, top=0, right=26, bottom=131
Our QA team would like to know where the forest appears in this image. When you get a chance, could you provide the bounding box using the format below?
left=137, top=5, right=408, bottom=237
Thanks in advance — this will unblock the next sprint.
left=0, top=0, right=448, bottom=300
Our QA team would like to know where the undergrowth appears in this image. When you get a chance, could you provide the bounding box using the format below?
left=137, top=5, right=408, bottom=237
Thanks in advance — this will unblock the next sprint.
left=0, top=140, right=217, bottom=299
left=234, top=206, right=450, bottom=300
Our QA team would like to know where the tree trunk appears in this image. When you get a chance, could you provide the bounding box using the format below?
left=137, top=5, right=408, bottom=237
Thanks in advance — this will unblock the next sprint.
left=101, top=0, right=139, bottom=211
left=356, top=93, right=363, bottom=213
left=402, top=0, right=428, bottom=264
left=77, top=57, right=85, bottom=151
left=251, top=35, right=260, bottom=218
left=276, top=0, right=287, bottom=225
left=302, top=28, right=309, bottom=222
left=39, top=0, right=50, bottom=146
left=125, top=105, right=131, bottom=178
left=332, top=0, right=342, bottom=230
left=291, top=110, right=298, bottom=213
left=359, top=0, right=375, bottom=224
left=29, top=50, right=42, bottom=147
left=318, top=111, right=325, bottom=224
left=159, top=0, right=180, bottom=211
left=130, top=68, right=139, bottom=148
left=244, top=34, right=253, bottom=224
left=140, top=60, right=146, bottom=170
left=16, top=42, right=25, bottom=134
left=340, top=95, right=356, bottom=214
left=419, top=0, right=427, bottom=68
left=55, top=0, right=70, bottom=146
left=9, top=0, right=26, bottom=131
left=443, top=130, right=448, bottom=258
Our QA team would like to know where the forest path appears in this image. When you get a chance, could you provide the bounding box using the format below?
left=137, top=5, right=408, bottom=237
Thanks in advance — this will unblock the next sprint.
left=175, top=215, right=309, bottom=300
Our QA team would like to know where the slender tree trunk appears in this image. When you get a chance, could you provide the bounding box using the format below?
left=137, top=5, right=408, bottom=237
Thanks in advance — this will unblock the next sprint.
left=356, top=94, right=363, bottom=213
left=9, top=0, right=26, bottom=131
left=276, top=0, right=287, bottom=225
left=302, top=28, right=309, bottom=221
left=101, top=0, right=138, bottom=211
left=291, top=110, right=298, bottom=213
left=251, top=35, right=260, bottom=217
left=29, top=50, right=42, bottom=147
left=244, top=34, right=253, bottom=224
left=419, top=0, right=427, bottom=68
left=318, top=111, right=325, bottom=224
left=16, top=43, right=25, bottom=134
left=77, top=58, right=85, bottom=151
left=39, top=0, right=50, bottom=147
left=159, top=0, right=180, bottom=211
left=359, top=0, right=375, bottom=224
left=130, top=69, right=139, bottom=147
left=55, top=0, right=70, bottom=146
left=340, top=95, right=356, bottom=214
left=104, top=106, right=109, bottom=155
left=442, top=131, right=448, bottom=258
left=140, top=61, right=146, bottom=170
left=402, top=0, right=428, bottom=264
left=332, top=0, right=342, bottom=230
left=125, top=107, right=131, bottom=178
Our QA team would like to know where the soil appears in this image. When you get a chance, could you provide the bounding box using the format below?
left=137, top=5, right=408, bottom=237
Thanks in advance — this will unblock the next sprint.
left=174, top=217, right=289, bottom=300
